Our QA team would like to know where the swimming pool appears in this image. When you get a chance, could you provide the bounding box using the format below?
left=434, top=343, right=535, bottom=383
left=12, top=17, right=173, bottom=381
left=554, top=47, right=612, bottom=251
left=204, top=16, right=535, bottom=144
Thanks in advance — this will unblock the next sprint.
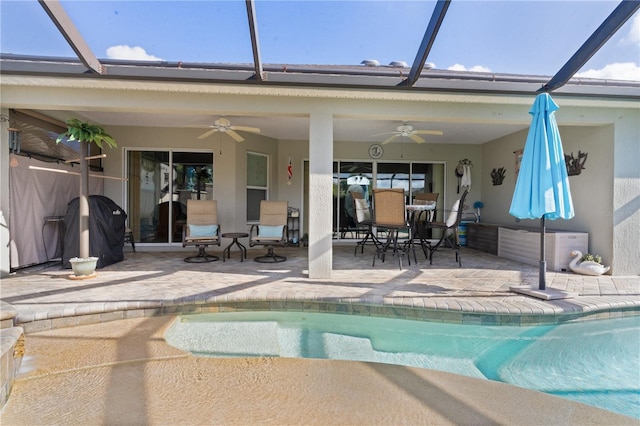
left=164, top=311, right=640, bottom=419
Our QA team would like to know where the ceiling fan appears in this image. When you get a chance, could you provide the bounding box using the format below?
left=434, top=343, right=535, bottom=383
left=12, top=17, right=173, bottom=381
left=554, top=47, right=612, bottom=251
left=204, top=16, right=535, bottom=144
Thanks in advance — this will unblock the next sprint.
left=197, top=117, right=261, bottom=142
left=376, top=123, right=443, bottom=144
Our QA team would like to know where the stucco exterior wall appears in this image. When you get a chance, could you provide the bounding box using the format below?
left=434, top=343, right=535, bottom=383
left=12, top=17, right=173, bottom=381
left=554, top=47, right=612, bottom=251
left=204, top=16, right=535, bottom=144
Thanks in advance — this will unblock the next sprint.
left=0, top=77, right=637, bottom=275
left=102, top=126, right=278, bottom=239
left=481, top=113, right=639, bottom=276
left=612, top=112, right=640, bottom=276
left=481, top=125, right=615, bottom=263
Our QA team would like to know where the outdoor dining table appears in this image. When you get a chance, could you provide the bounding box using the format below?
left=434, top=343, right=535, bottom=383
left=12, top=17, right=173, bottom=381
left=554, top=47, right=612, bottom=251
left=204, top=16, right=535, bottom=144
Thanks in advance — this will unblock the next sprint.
left=405, top=202, right=436, bottom=259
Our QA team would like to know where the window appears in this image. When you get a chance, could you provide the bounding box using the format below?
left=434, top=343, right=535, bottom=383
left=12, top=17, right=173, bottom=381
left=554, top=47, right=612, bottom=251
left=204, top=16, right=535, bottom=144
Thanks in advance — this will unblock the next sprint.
left=247, top=152, right=269, bottom=221
left=126, top=150, right=213, bottom=244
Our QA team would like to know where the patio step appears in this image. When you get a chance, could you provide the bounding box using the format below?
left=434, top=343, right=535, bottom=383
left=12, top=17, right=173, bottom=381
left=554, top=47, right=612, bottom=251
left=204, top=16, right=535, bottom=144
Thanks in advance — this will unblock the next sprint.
left=0, top=301, right=24, bottom=408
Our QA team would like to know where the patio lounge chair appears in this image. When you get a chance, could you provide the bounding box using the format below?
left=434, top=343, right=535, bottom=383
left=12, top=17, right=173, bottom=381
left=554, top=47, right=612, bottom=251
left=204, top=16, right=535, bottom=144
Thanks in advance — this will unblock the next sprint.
left=249, top=200, right=289, bottom=263
left=182, top=199, right=220, bottom=263
left=426, top=189, right=469, bottom=267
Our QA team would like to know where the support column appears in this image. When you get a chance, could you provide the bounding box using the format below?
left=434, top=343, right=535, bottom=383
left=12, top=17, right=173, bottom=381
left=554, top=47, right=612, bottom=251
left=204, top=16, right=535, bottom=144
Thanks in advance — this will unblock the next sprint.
left=0, top=109, right=10, bottom=277
left=612, top=117, right=640, bottom=275
left=308, top=110, right=333, bottom=279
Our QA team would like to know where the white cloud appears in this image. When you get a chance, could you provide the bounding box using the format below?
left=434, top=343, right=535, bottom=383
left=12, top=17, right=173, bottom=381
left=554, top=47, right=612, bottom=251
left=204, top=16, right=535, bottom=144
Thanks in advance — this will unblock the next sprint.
left=620, top=13, right=640, bottom=45
left=578, top=14, right=640, bottom=81
left=106, top=45, right=163, bottom=61
left=447, top=64, right=491, bottom=73
left=575, top=62, right=640, bottom=81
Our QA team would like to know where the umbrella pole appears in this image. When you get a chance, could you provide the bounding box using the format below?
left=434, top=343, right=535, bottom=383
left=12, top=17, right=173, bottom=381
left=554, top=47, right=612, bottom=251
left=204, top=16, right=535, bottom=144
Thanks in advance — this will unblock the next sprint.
left=539, top=215, right=546, bottom=290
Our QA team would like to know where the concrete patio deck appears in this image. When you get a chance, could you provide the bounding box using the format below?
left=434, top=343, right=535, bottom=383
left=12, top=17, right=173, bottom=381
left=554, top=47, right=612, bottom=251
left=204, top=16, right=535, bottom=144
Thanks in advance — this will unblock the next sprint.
left=1, top=244, right=639, bottom=425
left=3, top=244, right=639, bottom=332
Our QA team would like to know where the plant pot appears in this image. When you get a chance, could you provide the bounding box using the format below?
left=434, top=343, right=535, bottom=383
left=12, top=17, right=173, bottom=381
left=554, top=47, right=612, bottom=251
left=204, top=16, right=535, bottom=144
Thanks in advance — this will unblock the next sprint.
left=69, top=257, right=99, bottom=277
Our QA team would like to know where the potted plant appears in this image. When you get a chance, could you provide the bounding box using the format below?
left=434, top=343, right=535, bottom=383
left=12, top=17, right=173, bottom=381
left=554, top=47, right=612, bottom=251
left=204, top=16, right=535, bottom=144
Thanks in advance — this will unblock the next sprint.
left=56, top=119, right=117, bottom=278
left=580, top=253, right=603, bottom=265
left=569, top=250, right=610, bottom=276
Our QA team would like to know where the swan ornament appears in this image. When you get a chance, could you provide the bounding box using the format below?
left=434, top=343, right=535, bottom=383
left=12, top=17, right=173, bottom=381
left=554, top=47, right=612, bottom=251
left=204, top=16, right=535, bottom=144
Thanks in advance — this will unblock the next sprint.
left=569, top=250, right=610, bottom=276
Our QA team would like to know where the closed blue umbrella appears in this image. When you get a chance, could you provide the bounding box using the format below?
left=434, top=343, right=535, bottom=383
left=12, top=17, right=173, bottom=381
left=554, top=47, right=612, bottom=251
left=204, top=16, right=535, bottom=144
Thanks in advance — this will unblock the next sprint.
left=510, top=93, right=574, bottom=290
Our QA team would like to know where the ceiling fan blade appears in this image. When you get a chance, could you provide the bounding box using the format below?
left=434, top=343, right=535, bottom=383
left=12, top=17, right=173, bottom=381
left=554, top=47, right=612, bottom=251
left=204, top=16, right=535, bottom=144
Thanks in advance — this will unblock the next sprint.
left=227, top=129, right=245, bottom=142
left=197, top=128, right=218, bottom=140
left=409, top=134, right=426, bottom=143
left=414, top=130, right=443, bottom=135
left=230, top=125, right=261, bottom=133
left=371, top=131, right=394, bottom=137
left=381, top=134, right=398, bottom=145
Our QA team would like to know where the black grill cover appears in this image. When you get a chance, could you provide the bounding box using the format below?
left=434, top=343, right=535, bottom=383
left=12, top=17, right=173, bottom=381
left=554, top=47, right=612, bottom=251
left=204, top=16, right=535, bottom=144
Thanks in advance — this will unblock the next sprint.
left=62, top=195, right=127, bottom=269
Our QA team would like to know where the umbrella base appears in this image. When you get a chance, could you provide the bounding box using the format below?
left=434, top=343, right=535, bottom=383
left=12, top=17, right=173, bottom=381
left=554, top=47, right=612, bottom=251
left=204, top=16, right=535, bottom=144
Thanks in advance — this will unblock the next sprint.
left=510, top=286, right=577, bottom=300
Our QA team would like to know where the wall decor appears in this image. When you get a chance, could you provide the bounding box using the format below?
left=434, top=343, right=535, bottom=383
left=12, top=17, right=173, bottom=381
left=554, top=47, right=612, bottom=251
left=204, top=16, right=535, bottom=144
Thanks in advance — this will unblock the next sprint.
left=565, top=150, right=588, bottom=176
left=491, top=167, right=506, bottom=185
left=455, top=158, right=473, bottom=193
left=514, top=149, right=523, bottom=177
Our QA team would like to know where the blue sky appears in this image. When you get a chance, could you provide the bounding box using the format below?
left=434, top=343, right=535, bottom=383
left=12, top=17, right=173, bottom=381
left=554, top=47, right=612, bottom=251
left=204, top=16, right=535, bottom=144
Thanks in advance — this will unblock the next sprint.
left=1, top=0, right=639, bottom=80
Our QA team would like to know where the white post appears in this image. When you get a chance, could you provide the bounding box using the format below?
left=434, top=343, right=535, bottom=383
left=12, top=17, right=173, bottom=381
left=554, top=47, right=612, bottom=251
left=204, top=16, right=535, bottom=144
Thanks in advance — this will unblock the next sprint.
left=79, top=142, right=90, bottom=258
left=308, top=109, right=334, bottom=279
left=0, top=109, right=10, bottom=277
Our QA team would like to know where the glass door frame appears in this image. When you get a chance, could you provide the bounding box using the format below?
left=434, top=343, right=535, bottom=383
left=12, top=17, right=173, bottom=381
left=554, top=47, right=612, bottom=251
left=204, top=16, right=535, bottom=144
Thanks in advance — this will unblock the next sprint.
left=125, top=147, right=214, bottom=247
left=330, top=159, right=446, bottom=240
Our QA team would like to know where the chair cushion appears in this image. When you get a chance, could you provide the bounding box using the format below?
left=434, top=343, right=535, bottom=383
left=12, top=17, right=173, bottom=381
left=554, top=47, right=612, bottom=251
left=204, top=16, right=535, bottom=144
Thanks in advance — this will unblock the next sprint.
left=258, top=225, right=284, bottom=238
left=189, top=224, right=218, bottom=237
left=446, top=200, right=460, bottom=227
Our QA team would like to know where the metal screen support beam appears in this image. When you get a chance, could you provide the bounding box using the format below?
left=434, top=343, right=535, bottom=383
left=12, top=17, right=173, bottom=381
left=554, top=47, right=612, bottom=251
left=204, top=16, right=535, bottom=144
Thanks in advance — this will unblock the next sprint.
left=245, top=0, right=264, bottom=81
left=539, top=0, right=640, bottom=93
left=38, top=0, right=104, bottom=75
left=405, top=0, right=451, bottom=87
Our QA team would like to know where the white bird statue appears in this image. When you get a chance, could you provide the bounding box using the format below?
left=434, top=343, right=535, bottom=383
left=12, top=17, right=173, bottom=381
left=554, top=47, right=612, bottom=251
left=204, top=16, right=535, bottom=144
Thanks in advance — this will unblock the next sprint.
left=569, top=250, right=610, bottom=276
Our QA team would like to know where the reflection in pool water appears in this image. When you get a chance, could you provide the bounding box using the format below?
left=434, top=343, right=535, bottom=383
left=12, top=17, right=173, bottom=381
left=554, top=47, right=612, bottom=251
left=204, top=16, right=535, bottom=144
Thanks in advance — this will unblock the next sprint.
left=165, top=311, right=640, bottom=419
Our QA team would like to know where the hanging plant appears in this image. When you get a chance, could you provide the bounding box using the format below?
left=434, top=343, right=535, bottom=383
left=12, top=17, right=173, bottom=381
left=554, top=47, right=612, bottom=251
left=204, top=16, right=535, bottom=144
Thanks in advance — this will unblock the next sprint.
left=56, top=118, right=117, bottom=148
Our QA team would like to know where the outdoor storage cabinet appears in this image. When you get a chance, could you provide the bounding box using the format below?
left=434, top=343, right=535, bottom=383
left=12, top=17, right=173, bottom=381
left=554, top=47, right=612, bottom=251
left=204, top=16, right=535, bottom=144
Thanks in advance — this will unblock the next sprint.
left=498, top=227, right=588, bottom=272
left=466, top=223, right=499, bottom=255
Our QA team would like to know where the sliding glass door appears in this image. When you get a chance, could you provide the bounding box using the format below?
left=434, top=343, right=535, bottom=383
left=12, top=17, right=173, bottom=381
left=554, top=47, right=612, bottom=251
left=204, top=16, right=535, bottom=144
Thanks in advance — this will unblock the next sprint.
left=127, top=150, right=213, bottom=244
left=334, top=161, right=373, bottom=238
left=329, top=160, right=444, bottom=239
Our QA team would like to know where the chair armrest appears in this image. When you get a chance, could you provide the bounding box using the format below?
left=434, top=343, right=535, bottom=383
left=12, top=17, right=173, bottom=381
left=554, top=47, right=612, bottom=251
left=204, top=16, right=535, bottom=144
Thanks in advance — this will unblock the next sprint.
left=249, top=224, right=259, bottom=244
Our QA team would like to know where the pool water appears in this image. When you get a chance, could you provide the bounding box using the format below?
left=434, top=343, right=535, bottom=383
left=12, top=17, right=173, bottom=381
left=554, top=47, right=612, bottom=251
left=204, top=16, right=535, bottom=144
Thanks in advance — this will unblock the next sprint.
left=164, top=311, right=640, bottom=419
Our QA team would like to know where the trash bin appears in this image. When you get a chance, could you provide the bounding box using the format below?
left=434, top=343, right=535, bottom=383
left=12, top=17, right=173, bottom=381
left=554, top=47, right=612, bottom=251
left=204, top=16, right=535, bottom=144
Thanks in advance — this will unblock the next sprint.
left=458, top=221, right=472, bottom=247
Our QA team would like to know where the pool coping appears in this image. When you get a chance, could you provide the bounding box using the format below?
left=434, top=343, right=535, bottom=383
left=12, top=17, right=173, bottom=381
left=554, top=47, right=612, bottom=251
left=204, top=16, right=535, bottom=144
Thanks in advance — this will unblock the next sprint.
left=12, top=298, right=640, bottom=334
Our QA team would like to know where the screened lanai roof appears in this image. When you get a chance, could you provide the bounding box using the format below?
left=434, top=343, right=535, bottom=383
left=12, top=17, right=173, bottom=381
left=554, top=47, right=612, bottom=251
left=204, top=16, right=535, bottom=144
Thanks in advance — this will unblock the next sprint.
left=1, top=0, right=639, bottom=95
left=1, top=1, right=639, bottom=162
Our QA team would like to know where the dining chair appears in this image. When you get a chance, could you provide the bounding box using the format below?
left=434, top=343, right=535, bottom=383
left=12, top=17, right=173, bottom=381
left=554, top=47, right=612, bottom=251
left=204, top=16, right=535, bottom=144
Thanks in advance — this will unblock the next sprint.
left=372, top=188, right=414, bottom=269
left=406, top=200, right=436, bottom=260
left=426, top=189, right=469, bottom=267
left=414, top=192, right=439, bottom=222
left=351, top=190, right=380, bottom=255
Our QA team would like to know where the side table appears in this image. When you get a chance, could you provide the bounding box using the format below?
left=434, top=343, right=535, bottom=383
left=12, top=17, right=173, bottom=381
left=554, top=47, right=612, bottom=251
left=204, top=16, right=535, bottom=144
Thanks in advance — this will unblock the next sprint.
left=221, top=232, right=249, bottom=262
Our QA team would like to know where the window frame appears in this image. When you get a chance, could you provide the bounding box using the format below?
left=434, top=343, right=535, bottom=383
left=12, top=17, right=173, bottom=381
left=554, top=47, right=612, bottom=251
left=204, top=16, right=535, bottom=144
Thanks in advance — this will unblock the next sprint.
left=246, top=151, right=270, bottom=222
